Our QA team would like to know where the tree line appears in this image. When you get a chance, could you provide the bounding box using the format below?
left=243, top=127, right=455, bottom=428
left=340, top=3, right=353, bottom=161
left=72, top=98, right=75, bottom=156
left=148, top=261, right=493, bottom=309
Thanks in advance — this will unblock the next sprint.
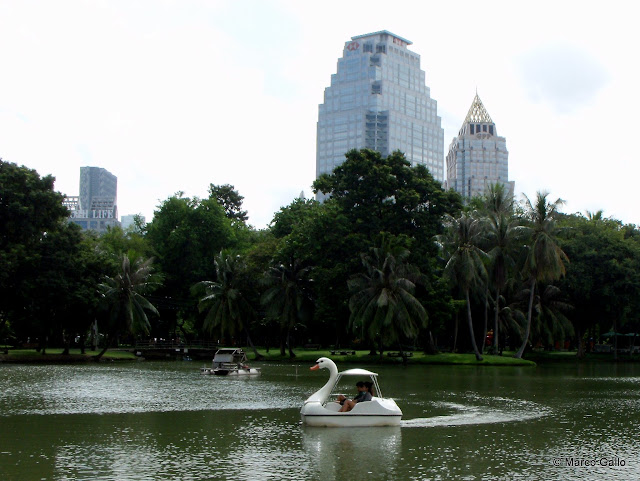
left=2, top=151, right=640, bottom=359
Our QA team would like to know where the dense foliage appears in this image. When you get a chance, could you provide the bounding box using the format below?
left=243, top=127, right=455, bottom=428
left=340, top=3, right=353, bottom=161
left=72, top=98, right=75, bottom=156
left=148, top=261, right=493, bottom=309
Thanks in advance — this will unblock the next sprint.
left=3, top=152, right=640, bottom=360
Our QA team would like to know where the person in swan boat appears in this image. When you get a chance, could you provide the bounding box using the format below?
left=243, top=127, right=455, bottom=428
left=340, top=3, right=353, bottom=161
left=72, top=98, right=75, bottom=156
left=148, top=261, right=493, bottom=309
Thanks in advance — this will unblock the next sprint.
left=336, top=381, right=373, bottom=412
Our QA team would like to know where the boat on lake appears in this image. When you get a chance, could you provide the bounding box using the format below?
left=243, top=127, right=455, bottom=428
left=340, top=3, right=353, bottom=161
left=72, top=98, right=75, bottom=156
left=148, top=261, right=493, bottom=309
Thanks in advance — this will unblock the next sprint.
left=300, top=357, right=402, bottom=427
left=200, top=348, right=261, bottom=376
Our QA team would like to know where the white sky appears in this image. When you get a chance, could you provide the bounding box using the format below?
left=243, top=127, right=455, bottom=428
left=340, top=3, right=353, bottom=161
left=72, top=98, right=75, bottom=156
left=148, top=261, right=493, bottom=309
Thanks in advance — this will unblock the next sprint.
left=1, top=0, right=638, bottom=228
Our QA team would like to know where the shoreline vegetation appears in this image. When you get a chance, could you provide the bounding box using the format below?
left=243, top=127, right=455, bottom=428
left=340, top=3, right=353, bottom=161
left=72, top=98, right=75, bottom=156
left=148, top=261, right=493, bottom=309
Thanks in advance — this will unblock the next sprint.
left=1, top=347, right=636, bottom=366
left=4, top=160, right=640, bottom=373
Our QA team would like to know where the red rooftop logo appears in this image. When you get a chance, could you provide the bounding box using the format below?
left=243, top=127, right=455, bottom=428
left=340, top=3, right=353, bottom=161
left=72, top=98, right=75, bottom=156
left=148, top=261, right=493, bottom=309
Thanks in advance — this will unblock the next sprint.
left=346, top=41, right=359, bottom=51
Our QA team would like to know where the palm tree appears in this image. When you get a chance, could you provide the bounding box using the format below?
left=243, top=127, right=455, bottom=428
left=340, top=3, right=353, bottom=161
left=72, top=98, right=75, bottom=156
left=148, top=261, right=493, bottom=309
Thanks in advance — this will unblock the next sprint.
left=586, top=209, right=604, bottom=222
left=530, top=284, right=574, bottom=349
left=514, top=192, right=569, bottom=358
left=96, top=255, right=159, bottom=360
left=261, top=257, right=313, bottom=357
left=495, top=301, right=527, bottom=354
left=193, top=251, right=262, bottom=359
left=483, top=182, right=513, bottom=217
left=479, top=183, right=520, bottom=353
left=348, top=241, right=427, bottom=360
left=485, top=212, right=525, bottom=353
left=436, top=212, right=488, bottom=361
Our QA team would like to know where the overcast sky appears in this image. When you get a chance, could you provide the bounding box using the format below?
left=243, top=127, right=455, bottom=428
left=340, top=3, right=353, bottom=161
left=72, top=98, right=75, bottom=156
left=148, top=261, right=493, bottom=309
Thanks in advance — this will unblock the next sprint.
left=1, top=0, right=638, bottom=228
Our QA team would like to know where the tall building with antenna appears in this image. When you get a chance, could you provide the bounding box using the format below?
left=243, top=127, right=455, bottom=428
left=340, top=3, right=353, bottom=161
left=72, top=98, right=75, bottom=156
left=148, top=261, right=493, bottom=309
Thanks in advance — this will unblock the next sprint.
left=446, top=93, right=513, bottom=199
left=316, top=30, right=444, bottom=194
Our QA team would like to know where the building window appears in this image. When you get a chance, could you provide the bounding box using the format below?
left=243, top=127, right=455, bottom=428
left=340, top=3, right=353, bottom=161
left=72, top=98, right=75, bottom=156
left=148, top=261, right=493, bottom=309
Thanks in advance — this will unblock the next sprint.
left=363, top=43, right=373, bottom=53
left=376, top=44, right=386, bottom=54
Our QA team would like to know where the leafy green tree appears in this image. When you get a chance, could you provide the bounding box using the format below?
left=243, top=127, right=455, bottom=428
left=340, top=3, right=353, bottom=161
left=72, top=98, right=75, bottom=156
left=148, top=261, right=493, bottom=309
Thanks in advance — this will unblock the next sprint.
left=558, top=213, right=640, bottom=357
left=0, top=160, right=70, bottom=345
left=66, top=232, right=114, bottom=353
left=436, top=212, right=488, bottom=361
left=307, top=149, right=461, bottom=347
left=29, top=222, right=111, bottom=354
left=96, top=255, right=160, bottom=359
left=515, top=192, right=569, bottom=358
left=98, top=225, right=153, bottom=261
left=208, top=183, right=248, bottom=223
left=271, top=200, right=355, bottom=346
left=0, top=160, right=68, bottom=250
left=269, top=198, right=319, bottom=239
left=313, top=149, right=461, bottom=247
left=261, top=257, right=313, bottom=357
left=348, top=239, right=427, bottom=359
left=193, top=251, right=262, bottom=358
left=146, top=193, right=235, bottom=338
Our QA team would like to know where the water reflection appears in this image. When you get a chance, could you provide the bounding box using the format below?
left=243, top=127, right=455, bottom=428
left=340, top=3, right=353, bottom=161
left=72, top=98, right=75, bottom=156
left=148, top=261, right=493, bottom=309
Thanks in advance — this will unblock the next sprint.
left=302, top=426, right=401, bottom=479
left=2, top=362, right=640, bottom=481
left=47, top=410, right=310, bottom=481
left=0, top=363, right=303, bottom=416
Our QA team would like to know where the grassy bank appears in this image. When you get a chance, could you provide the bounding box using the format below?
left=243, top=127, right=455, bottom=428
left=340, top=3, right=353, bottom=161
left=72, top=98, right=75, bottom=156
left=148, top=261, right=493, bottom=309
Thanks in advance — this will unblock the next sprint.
left=520, top=350, right=640, bottom=363
left=7, top=346, right=634, bottom=366
left=251, top=349, right=536, bottom=367
left=0, top=347, right=534, bottom=366
left=0, top=348, right=137, bottom=363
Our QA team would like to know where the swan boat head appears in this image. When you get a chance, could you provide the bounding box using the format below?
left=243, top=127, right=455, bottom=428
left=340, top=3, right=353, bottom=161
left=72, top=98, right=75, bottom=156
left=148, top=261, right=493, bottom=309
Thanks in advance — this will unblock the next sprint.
left=305, top=357, right=338, bottom=404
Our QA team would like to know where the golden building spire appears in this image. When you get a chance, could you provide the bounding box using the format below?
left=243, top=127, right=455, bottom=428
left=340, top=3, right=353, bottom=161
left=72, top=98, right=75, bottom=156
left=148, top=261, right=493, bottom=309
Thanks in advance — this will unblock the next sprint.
left=464, top=92, right=493, bottom=124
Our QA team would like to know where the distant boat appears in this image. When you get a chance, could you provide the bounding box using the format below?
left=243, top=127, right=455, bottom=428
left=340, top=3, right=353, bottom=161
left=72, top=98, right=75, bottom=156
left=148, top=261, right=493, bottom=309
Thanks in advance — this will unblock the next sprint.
left=200, top=348, right=261, bottom=376
left=300, top=357, right=402, bottom=427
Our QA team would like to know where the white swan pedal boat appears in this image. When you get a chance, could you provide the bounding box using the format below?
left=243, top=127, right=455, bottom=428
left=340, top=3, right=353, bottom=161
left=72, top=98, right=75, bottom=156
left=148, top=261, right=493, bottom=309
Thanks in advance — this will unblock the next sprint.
left=300, top=357, right=402, bottom=427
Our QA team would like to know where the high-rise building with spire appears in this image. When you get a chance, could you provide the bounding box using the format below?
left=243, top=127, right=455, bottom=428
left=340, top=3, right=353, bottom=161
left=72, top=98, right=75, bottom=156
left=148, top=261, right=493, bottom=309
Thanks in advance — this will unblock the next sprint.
left=316, top=31, right=444, bottom=193
left=446, top=93, right=513, bottom=199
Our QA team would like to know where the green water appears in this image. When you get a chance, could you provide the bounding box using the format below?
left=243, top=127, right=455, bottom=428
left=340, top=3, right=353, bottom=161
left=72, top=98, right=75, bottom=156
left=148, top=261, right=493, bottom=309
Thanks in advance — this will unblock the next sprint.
left=1, top=360, right=638, bottom=480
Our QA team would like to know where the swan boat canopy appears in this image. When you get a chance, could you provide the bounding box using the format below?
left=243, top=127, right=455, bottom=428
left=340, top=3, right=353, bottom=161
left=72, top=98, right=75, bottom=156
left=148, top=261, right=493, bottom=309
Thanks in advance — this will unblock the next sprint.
left=300, top=357, right=402, bottom=427
left=200, top=348, right=261, bottom=376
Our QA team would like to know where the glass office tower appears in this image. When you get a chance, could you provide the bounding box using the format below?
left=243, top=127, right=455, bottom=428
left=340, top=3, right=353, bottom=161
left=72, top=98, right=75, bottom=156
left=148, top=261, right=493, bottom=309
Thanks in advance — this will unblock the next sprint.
left=446, top=93, right=514, bottom=199
left=64, top=166, right=119, bottom=233
left=316, top=30, right=444, bottom=189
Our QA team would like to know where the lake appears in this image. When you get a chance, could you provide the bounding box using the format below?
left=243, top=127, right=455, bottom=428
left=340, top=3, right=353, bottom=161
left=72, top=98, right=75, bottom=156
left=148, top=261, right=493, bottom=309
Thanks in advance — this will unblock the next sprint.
left=1, top=359, right=638, bottom=480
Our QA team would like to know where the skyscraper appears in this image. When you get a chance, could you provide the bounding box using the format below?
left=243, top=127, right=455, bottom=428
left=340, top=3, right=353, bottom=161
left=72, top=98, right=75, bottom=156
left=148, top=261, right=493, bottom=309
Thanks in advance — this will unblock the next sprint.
left=446, top=93, right=514, bottom=199
left=64, top=166, right=119, bottom=232
left=79, top=166, right=117, bottom=213
left=316, top=30, right=444, bottom=190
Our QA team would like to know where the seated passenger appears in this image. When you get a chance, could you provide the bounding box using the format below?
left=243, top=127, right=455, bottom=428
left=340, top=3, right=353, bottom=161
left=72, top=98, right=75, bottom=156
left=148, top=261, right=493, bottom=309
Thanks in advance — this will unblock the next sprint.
left=339, top=381, right=372, bottom=412
left=364, top=380, right=375, bottom=397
